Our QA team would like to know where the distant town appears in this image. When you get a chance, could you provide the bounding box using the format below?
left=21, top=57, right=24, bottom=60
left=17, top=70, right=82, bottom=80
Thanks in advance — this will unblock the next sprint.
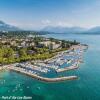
left=0, top=31, right=79, bottom=64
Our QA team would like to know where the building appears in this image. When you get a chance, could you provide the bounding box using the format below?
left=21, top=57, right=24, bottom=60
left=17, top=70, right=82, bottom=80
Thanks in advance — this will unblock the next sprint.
left=39, top=41, right=61, bottom=50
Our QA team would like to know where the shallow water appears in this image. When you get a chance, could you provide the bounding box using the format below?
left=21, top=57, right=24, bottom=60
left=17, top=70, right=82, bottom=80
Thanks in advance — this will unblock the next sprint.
left=0, top=33, right=100, bottom=100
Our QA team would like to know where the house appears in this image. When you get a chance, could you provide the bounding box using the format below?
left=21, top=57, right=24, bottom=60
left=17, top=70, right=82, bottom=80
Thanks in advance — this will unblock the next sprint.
left=39, top=41, right=53, bottom=47
left=39, top=41, right=61, bottom=50
left=29, top=42, right=35, bottom=46
left=21, top=41, right=26, bottom=47
left=10, top=41, right=17, bottom=46
left=13, top=52, right=19, bottom=58
left=27, top=50, right=35, bottom=55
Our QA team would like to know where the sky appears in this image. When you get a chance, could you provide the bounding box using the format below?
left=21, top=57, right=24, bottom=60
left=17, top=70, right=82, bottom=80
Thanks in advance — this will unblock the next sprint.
left=0, top=0, right=100, bottom=30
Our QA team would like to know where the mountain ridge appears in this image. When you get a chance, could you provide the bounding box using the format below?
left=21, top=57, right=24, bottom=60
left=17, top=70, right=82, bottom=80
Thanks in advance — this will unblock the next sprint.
left=42, top=26, right=87, bottom=33
left=42, top=26, right=100, bottom=34
left=1, top=20, right=100, bottom=34
left=0, top=20, right=21, bottom=31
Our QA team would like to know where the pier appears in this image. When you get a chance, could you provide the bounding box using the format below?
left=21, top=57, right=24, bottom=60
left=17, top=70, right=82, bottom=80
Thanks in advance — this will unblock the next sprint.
left=56, top=61, right=80, bottom=72
left=8, top=66, right=78, bottom=82
left=56, top=65, right=79, bottom=72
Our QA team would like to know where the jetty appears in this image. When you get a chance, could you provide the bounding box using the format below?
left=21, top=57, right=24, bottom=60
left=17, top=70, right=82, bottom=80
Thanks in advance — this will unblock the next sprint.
left=56, top=61, right=80, bottom=72
left=8, top=66, right=78, bottom=82
left=56, top=65, right=79, bottom=72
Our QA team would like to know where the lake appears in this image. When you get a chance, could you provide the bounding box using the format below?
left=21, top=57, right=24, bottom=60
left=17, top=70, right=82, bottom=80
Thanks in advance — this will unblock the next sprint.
left=0, top=33, right=100, bottom=100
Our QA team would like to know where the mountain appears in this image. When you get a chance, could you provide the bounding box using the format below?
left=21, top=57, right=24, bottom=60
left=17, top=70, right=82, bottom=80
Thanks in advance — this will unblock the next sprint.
left=42, top=26, right=100, bottom=34
left=1, top=20, right=100, bottom=34
left=42, top=26, right=86, bottom=33
left=0, top=20, right=21, bottom=31
left=87, top=26, right=100, bottom=34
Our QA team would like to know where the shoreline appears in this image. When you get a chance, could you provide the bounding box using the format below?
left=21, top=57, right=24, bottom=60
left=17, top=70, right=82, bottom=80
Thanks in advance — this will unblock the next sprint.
left=8, top=66, right=78, bottom=82
left=0, top=44, right=88, bottom=82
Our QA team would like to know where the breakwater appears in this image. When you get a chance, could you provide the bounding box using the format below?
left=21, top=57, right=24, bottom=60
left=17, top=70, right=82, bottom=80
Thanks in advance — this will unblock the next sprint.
left=56, top=61, right=79, bottom=72
left=56, top=65, right=79, bottom=72
left=8, top=67, right=78, bottom=82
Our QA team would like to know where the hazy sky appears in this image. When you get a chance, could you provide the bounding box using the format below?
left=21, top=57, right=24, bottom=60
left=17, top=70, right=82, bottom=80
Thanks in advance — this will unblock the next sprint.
left=0, top=0, right=100, bottom=30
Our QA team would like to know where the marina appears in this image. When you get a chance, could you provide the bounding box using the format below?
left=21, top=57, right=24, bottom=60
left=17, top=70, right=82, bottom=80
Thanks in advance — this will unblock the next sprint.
left=8, top=66, right=78, bottom=82
left=0, top=44, right=87, bottom=82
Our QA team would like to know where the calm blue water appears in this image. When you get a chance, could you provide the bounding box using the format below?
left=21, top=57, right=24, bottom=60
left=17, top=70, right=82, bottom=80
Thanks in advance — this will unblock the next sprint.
left=0, top=33, right=100, bottom=100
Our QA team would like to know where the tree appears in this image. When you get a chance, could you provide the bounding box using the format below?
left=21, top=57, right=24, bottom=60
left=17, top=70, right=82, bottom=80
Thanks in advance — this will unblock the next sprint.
left=19, top=48, right=28, bottom=61
left=0, top=49, right=3, bottom=64
left=7, top=48, right=15, bottom=63
left=61, top=40, right=66, bottom=48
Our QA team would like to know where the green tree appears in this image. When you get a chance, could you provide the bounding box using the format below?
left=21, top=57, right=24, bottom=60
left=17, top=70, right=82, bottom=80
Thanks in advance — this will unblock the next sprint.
left=19, top=48, right=28, bottom=61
